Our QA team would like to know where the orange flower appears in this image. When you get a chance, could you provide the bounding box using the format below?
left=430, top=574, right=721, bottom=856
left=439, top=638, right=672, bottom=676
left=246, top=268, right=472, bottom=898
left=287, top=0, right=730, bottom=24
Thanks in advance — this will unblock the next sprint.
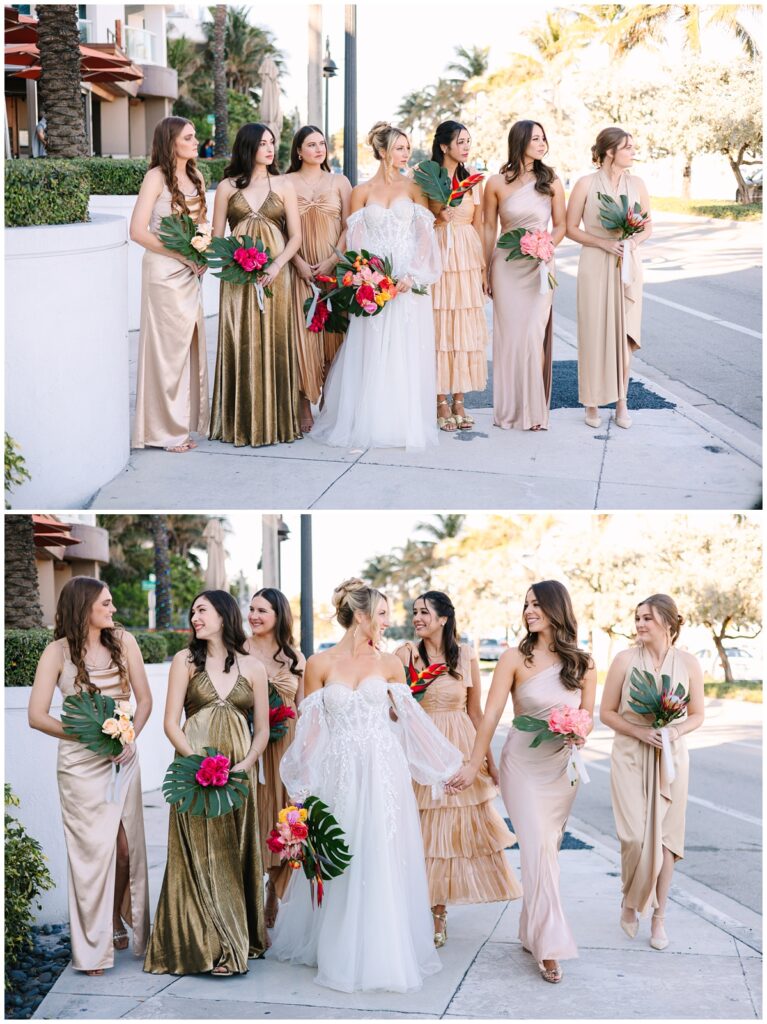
left=342, top=270, right=353, bottom=286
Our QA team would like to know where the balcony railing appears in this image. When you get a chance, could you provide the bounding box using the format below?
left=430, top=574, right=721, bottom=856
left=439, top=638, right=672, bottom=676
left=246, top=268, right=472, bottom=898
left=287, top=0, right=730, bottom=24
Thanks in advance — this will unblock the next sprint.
left=123, top=25, right=156, bottom=65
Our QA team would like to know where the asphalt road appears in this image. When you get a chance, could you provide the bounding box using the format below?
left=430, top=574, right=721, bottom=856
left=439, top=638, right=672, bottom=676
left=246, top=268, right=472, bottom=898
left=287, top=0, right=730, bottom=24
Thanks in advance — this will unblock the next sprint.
left=553, top=212, right=763, bottom=428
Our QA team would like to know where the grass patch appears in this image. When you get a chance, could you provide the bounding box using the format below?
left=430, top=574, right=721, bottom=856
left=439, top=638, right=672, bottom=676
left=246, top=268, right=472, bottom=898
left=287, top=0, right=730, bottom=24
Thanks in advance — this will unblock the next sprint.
left=703, top=679, right=762, bottom=702
left=651, top=196, right=762, bottom=221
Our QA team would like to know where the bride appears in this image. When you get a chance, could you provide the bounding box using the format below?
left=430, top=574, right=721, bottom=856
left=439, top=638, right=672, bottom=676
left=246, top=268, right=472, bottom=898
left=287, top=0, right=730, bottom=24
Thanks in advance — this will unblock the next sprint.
left=268, top=578, right=462, bottom=992
left=310, top=123, right=442, bottom=451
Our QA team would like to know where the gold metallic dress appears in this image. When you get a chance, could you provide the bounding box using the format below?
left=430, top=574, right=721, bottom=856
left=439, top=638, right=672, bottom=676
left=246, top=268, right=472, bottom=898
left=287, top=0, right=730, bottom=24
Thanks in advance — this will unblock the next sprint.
left=56, top=648, right=150, bottom=971
left=209, top=186, right=302, bottom=447
left=144, top=669, right=267, bottom=975
left=132, top=185, right=210, bottom=448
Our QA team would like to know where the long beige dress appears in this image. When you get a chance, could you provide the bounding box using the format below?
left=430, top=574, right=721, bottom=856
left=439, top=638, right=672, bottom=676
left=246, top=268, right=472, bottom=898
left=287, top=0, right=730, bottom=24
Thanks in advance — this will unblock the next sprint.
left=132, top=185, right=210, bottom=449
left=433, top=189, right=488, bottom=394
left=610, top=646, right=689, bottom=916
left=490, top=183, right=554, bottom=430
left=291, top=177, right=345, bottom=401
left=499, top=663, right=580, bottom=962
left=210, top=185, right=302, bottom=447
left=257, top=657, right=301, bottom=899
left=56, top=648, right=150, bottom=971
left=576, top=169, right=644, bottom=406
left=405, top=643, right=521, bottom=906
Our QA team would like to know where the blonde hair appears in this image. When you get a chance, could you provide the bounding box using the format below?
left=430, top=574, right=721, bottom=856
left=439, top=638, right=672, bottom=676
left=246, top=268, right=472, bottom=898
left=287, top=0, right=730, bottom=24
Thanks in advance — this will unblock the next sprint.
left=332, top=577, right=386, bottom=633
left=635, top=594, right=684, bottom=645
left=591, top=126, right=630, bottom=166
left=367, top=121, right=410, bottom=181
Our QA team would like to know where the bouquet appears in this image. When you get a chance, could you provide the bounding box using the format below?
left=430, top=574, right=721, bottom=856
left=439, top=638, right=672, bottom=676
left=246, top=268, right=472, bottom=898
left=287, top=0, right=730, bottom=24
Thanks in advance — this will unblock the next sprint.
left=596, top=192, right=649, bottom=279
left=628, top=668, right=689, bottom=782
left=413, top=160, right=484, bottom=252
left=162, top=746, right=249, bottom=818
left=268, top=684, right=296, bottom=743
left=303, top=273, right=349, bottom=335
left=206, top=234, right=274, bottom=310
left=497, top=227, right=558, bottom=293
left=406, top=652, right=447, bottom=703
left=267, top=797, right=352, bottom=907
left=157, top=214, right=212, bottom=267
left=513, top=705, right=592, bottom=785
left=61, top=692, right=135, bottom=802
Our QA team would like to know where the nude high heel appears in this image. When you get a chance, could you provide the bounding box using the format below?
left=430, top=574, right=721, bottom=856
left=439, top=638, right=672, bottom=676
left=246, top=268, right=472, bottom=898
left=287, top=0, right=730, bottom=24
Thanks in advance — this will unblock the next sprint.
left=620, top=901, right=639, bottom=939
left=650, top=913, right=669, bottom=950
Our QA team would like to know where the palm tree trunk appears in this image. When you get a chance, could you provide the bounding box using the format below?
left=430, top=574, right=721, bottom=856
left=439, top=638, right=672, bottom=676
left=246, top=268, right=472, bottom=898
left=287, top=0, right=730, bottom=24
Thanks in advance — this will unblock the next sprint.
left=37, top=5, right=89, bottom=157
left=150, top=515, right=172, bottom=631
left=213, top=4, right=229, bottom=157
left=5, top=516, right=44, bottom=629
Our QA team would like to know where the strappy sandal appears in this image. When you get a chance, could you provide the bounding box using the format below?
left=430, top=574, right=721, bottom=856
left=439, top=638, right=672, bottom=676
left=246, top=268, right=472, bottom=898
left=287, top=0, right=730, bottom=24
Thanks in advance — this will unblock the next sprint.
left=539, top=960, right=562, bottom=983
left=452, top=399, right=474, bottom=430
left=432, top=909, right=448, bottom=948
left=113, top=927, right=129, bottom=950
left=211, top=965, right=233, bottom=976
left=650, top=913, right=669, bottom=950
left=437, top=400, right=457, bottom=432
left=299, top=396, right=314, bottom=434
left=265, top=880, right=279, bottom=929
left=164, top=437, right=197, bottom=453
left=86, top=969, right=105, bottom=976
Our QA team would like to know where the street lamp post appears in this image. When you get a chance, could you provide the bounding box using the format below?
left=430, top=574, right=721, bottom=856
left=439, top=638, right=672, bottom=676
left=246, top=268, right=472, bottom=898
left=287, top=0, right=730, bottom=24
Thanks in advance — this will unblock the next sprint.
left=300, top=515, right=314, bottom=659
left=343, top=5, right=357, bottom=185
left=322, top=37, right=337, bottom=146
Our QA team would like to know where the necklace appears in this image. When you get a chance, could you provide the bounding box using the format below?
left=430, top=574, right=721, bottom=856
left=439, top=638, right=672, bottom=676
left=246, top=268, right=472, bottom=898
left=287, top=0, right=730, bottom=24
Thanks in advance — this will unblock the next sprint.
left=644, top=645, right=670, bottom=674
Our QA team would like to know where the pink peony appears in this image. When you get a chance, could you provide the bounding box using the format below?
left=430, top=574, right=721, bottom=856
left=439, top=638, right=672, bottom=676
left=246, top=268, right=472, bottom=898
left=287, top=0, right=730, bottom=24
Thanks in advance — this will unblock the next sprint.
left=361, top=301, right=378, bottom=313
left=252, top=249, right=269, bottom=269
left=355, top=283, right=376, bottom=308
left=266, top=829, right=285, bottom=853
left=291, top=821, right=309, bottom=840
left=520, top=229, right=555, bottom=263
left=195, top=753, right=231, bottom=787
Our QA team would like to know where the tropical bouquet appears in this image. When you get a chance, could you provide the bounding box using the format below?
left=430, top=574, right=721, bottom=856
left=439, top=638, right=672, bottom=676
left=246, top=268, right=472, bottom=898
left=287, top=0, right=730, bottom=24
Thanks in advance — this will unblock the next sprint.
left=406, top=652, right=447, bottom=703
left=162, top=747, right=249, bottom=818
left=628, top=668, right=689, bottom=782
left=513, top=705, right=592, bottom=785
left=61, top=692, right=135, bottom=802
left=206, top=234, right=274, bottom=310
left=268, top=684, right=296, bottom=743
left=157, top=214, right=212, bottom=267
left=266, top=797, right=352, bottom=907
left=596, top=192, right=649, bottom=276
left=413, top=160, right=484, bottom=251
left=497, top=227, right=558, bottom=293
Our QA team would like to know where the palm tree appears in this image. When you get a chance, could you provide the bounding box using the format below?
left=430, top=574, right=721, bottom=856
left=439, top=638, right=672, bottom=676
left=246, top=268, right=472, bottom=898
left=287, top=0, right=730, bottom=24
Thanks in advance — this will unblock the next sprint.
left=36, top=5, right=88, bottom=157
left=415, top=515, right=466, bottom=542
left=167, top=36, right=206, bottom=116
left=446, top=45, right=490, bottom=82
left=212, top=4, right=228, bottom=157
left=150, top=516, right=172, bottom=630
left=204, top=6, right=285, bottom=97
left=167, top=515, right=213, bottom=561
left=5, top=516, right=44, bottom=629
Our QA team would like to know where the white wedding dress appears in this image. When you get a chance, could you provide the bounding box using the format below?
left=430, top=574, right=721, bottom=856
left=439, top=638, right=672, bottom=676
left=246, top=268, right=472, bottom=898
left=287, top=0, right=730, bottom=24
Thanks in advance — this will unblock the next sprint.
left=310, top=200, right=442, bottom=451
left=268, top=678, right=462, bottom=993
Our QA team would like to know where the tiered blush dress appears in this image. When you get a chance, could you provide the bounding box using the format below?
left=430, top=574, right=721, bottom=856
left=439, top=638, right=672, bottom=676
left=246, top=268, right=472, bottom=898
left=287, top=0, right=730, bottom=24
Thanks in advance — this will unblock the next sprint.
left=432, top=188, right=488, bottom=395
left=576, top=169, right=644, bottom=407
left=132, top=185, right=210, bottom=448
left=499, top=663, right=581, bottom=963
left=210, top=185, right=302, bottom=447
left=490, top=182, right=554, bottom=430
left=610, top=646, right=689, bottom=916
left=56, top=646, right=150, bottom=971
left=144, top=669, right=267, bottom=975
left=403, top=643, right=521, bottom=906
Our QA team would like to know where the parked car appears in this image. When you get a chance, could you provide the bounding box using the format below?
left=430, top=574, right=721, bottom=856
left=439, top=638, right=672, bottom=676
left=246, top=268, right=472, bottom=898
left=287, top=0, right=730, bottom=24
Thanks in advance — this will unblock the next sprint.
left=478, top=638, right=509, bottom=662
left=736, top=167, right=762, bottom=203
left=694, top=646, right=762, bottom=682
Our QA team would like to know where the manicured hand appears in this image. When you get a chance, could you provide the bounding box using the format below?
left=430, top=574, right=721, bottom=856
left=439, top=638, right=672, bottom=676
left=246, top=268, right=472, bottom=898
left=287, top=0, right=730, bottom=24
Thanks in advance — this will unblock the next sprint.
left=438, top=207, right=454, bottom=224
left=602, top=238, right=624, bottom=257
left=446, top=763, right=478, bottom=792
left=260, top=263, right=281, bottom=287
left=110, top=743, right=136, bottom=766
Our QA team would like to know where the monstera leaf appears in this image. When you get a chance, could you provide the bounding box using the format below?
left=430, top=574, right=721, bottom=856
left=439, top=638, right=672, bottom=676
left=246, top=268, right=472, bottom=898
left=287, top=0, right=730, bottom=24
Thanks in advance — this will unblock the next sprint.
left=413, top=160, right=452, bottom=205
left=512, top=714, right=559, bottom=748
left=162, top=746, right=249, bottom=818
left=628, top=669, right=688, bottom=726
left=302, top=795, right=352, bottom=881
left=61, top=692, right=122, bottom=758
left=157, top=213, right=198, bottom=255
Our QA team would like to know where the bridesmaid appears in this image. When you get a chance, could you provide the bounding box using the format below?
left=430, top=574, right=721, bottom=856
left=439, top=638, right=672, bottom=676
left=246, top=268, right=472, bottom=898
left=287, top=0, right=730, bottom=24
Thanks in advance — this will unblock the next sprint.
left=144, top=590, right=269, bottom=975
left=130, top=116, right=210, bottom=452
left=600, top=594, right=704, bottom=951
left=483, top=121, right=566, bottom=431
left=28, top=577, right=152, bottom=975
left=286, top=125, right=352, bottom=432
left=394, top=592, right=521, bottom=947
left=209, top=123, right=303, bottom=447
left=449, top=580, right=596, bottom=984
left=426, top=121, right=488, bottom=431
left=244, top=587, right=306, bottom=929
left=566, top=127, right=652, bottom=429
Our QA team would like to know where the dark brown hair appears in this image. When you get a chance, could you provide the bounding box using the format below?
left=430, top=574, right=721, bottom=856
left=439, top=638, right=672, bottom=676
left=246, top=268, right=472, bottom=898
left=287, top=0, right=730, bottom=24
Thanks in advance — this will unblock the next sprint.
left=149, top=116, right=207, bottom=221
left=188, top=590, right=248, bottom=674
left=431, top=120, right=470, bottom=183
left=225, top=123, right=279, bottom=189
left=286, top=124, right=331, bottom=174
left=53, top=577, right=129, bottom=695
left=635, top=594, right=684, bottom=645
left=519, top=580, right=592, bottom=691
left=591, top=127, right=631, bottom=166
left=252, top=587, right=303, bottom=677
left=500, top=120, right=555, bottom=196
left=414, top=591, right=462, bottom=678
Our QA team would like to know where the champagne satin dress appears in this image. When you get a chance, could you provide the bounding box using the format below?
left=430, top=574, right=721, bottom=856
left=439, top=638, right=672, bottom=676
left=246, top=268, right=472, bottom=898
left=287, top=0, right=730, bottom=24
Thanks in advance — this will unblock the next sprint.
left=257, top=657, right=301, bottom=899
left=576, top=169, right=644, bottom=406
left=499, top=664, right=580, bottom=962
left=610, top=647, right=690, bottom=916
left=432, top=189, right=488, bottom=395
left=404, top=643, right=521, bottom=907
left=490, top=183, right=554, bottom=430
left=132, top=186, right=210, bottom=449
left=56, top=647, right=150, bottom=971
left=144, top=668, right=267, bottom=975
left=291, top=177, right=346, bottom=401
left=209, top=185, right=302, bottom=447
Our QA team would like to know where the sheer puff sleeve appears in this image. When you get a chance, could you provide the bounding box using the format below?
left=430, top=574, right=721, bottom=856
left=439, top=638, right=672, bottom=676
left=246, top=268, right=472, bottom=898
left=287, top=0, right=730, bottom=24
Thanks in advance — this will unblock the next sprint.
left=279, top=690, right=329, bottom=802
left=404, top=205, right=442, bottom=288
left=387, top=683, right=462, bottom=798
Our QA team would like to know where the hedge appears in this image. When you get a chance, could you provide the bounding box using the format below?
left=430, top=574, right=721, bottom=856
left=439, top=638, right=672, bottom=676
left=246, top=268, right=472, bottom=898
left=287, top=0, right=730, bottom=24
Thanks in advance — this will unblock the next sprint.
left=5, top=161, right=89, bottom=228
left=133, top=632, right=168, bottom=664
left=4, top=629, right=54, bottom=687
left=158, top=630, right=192, bottom=658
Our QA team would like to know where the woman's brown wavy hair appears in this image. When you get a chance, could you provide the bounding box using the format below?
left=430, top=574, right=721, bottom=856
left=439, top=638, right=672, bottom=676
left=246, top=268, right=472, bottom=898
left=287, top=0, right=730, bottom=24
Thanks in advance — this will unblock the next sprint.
left=519, top=580, right=591, bottom=691
left=149, top=116, right=207, bottom=222
left=500, top=119, right=556, bottom=197
left=252, top=588, right=303, bottom=677
left=54, top=577, right=129, bottom=695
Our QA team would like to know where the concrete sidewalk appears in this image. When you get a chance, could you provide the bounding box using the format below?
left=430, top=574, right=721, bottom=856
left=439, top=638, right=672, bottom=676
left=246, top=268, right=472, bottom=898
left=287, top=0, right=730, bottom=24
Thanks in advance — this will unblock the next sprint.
left=34, top=782, right=762, bottom=1021
left=90, top=309, right=762, bottom=511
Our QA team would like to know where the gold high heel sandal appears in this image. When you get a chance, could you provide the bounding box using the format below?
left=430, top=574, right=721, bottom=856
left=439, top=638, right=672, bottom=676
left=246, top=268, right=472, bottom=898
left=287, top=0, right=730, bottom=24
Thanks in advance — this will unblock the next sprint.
left=538, top=960, right=562, bottom=983
left=432, top=910, right=448, bottom=948
left=113, top=927, right=129, bottom=950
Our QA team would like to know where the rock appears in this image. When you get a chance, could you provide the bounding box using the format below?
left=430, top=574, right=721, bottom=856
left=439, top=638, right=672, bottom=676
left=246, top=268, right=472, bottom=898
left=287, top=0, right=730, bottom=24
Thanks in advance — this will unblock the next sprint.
left=38, top=972, right=52, bottom=984
left=9, top=970, right=25, bottom=983
left=39, top=924, right=52, bottom=935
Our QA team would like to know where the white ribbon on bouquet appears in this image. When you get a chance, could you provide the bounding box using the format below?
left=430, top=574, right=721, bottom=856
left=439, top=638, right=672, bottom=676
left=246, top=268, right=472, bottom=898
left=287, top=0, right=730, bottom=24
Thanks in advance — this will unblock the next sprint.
left=659, top=726, right=676, bottom=784
left=538, top=260, right=550, bottom=295
left=304, top=281, right=333, bottom=328
left=566, top=745, right=591, bottom=786
left=621, top=239, right=634, bottom=285
left=255, top=279, right=265, bottom=312
left=105, top=763, right=123, bottom=804
left=257, top=754, right=266, bottom=785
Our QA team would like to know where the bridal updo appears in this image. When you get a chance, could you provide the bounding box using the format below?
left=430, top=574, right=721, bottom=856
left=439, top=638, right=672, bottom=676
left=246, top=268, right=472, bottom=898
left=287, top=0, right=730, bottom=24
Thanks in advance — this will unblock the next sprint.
left=635, top=594, right=684, bottom=644
left=591, top=127, right=630, bottom=166
left=367, top=121, right=410, bottom=179
left=332, top=577, right=386, bottom=629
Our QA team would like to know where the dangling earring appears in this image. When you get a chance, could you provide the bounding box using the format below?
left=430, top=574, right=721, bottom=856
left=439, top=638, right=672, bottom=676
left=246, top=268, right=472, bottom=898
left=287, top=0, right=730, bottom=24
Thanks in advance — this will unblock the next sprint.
left=299, top=155, right=303, bottom=162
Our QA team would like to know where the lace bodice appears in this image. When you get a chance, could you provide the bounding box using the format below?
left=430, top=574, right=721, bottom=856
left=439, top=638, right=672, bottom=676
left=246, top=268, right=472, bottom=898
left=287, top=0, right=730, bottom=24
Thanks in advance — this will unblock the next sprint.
left=346, top=200, right=442, bottom=286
